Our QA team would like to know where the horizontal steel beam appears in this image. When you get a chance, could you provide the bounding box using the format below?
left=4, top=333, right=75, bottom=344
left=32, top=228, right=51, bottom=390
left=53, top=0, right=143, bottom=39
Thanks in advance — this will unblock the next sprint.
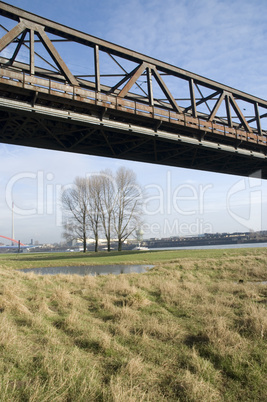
left=0, top=97, right=266, bottom=178
left=0, top=1, right=267, bottom=108
left=0, top=68, right=265, bottom=147
left=0, top=95, right=266, bottom=159
left=0, top=1, right=267, bottom=180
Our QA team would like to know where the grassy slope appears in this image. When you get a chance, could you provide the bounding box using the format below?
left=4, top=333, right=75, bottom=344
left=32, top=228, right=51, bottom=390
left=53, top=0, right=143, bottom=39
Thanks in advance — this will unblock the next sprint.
left=0, top=247, right=265, bottom=269
left=0, top=248, right=266, bottom=401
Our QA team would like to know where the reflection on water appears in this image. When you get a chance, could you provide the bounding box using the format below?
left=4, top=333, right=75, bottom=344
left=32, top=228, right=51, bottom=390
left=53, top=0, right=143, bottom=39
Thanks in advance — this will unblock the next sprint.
left=20, top=264, right=154, bottom=276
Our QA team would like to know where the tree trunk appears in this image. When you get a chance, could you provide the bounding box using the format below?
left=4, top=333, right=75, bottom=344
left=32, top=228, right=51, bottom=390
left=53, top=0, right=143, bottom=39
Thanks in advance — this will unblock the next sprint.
left=83, top=232, right=86, bottom=253
left=94, top=236, right=98, bottom=252
left=118, top=238, right=122, bottom=251
left=107, top=235, right=111, bottom=251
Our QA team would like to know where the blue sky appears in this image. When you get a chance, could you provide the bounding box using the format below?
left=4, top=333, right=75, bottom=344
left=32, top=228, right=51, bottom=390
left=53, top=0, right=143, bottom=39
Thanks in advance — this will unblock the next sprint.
left=1, top=0, right=267, bottom=244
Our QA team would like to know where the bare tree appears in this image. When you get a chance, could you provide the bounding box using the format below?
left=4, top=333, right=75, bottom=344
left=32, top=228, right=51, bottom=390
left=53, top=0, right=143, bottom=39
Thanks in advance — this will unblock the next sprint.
left=98, top=170, right=116, bottom=251
left=113, top=167, right=143, bottom=251
left=62, top=177, right=89, bottom=253
left=62, top=168, right=143, bottom=253
left=87, top=174, right=102, bottom=252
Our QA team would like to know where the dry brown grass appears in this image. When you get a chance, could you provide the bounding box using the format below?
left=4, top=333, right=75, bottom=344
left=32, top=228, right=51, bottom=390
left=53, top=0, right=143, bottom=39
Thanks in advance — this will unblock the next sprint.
left=239, top=301, right=267, bottom=338
left=0, top=249, right=266, bottom=401
left=178, top=369, right=223, bottom=402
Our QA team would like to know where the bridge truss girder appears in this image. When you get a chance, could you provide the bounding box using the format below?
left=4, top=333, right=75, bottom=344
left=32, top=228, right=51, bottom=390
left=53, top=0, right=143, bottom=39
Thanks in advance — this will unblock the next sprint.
left=0, top=95, right=266, bottom=179
left=0, top=1, right=267, bottom=178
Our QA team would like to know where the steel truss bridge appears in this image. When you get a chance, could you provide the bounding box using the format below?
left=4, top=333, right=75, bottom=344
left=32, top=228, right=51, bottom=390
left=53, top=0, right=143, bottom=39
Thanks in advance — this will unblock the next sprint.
left=0, top=1, right=267, bottom=178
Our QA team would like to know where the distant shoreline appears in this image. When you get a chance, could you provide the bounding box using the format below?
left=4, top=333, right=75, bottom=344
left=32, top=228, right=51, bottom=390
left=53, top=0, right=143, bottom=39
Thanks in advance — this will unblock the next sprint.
left=143, top=238, right=267, bottom=250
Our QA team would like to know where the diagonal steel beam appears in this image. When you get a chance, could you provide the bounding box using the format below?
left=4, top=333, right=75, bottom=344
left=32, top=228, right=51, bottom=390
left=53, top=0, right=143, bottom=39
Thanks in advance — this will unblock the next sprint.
left=0, top=2, right=265, bottom=141
left=116, top=137, right=151, bottom=157
left=196, top=84, right=213, bottom=114
left=0, top=20, right=26, bottom=52
left=35, top=24, right=79, bottom=86
left=38, top=119, right=67, bottom=149
left=0, top=0, right=267, bottom=110
left=208, top=91, right=227, bottom=121
left=152, top=67, right=182, bottom=113
left=0, top=23, right=60, bottom=71
left=101, top=130, right=116, bottom=156
left=8, top=30, right=27, bottom=65
left=184, top=90, right=220, bottom=113
left=110, top=64, right=140, bottom=93
left=0, top=18, right=77, bottom=83
left=3, top=115, right=29, bottom=140
left=108, top=53, right=148, bottom=97
left=157, top=146, right=192, bottom=163
left=118, top=62, right=148, bottom=98
left=195, top=152, right=232, bottom=169
left=68, top=128, right=97, bottom=150
left=229, top=95, right=252, bottom=133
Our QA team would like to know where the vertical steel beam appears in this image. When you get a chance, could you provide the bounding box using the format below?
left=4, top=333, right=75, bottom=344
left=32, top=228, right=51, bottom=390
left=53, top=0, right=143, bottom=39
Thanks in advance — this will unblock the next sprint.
left=94, top=44, right=100, bottom=92
left=225, top=94, right=232, bottom=127
left=30, top=29, right=35, bottom=75
left=189, top=78, right=197, bottom=117
left=254, top=102, right=262, bottom=136
left=147, top=67, right=154, bottom=106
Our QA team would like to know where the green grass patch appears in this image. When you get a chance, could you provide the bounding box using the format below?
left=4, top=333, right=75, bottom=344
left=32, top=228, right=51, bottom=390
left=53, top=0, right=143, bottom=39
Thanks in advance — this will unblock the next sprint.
left=0, top=247, right=266, bottom=400
left=1, top=246, right=266, bottom=270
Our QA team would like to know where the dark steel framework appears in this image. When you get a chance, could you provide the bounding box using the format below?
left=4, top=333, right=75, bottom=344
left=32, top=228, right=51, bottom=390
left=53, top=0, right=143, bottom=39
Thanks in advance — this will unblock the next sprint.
left=0, top=1, right=267, bottom=177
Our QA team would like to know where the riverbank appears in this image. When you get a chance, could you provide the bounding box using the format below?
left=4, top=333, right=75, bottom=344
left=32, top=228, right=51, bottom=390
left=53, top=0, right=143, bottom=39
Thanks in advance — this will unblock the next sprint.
left=1, top=246, right=266, bottom=269
left=0, top=248, right=266, bottom=401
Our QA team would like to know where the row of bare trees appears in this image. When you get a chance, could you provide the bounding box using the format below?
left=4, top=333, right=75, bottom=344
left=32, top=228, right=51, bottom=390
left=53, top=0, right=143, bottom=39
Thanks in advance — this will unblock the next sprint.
left=61, top=167, right=143, bottom=252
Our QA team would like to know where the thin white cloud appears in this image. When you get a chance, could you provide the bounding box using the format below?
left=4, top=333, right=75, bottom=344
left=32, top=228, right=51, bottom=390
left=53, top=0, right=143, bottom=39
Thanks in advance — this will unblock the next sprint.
left=1, top=0, right=267, bottom=242
left=103, top=0, right=267, bottom=97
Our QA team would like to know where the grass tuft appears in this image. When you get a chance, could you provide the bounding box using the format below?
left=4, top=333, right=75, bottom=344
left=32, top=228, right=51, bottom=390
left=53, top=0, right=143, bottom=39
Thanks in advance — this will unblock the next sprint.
left=0, top=247, right=266, bottom=400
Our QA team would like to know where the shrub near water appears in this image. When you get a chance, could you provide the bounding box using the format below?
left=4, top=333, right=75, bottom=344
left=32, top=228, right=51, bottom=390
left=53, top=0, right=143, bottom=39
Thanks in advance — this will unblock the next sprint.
left=0, top=249, right=266, bottom=401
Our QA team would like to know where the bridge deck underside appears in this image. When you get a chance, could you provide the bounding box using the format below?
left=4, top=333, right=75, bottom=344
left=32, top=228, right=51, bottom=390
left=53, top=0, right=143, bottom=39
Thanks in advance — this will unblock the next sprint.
left=0, top=86, right=266, bottom=179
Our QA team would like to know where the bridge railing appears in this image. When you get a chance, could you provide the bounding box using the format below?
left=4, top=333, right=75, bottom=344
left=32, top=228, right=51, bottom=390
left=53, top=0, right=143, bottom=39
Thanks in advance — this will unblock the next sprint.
left=0, top=67, right=266, bottom=147
left=0, top=1, right=267, bottom=149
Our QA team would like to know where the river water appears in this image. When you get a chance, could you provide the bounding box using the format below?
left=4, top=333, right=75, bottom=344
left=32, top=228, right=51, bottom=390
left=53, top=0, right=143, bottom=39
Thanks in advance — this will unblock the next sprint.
left=152, top=242, right=267, bottom=251
left=19, top=242, right=267, bottom=277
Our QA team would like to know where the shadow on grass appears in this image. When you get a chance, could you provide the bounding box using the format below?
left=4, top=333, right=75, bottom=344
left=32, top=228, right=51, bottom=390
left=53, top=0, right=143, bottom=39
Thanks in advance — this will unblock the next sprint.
left=184, top=333, right=209, bottom=347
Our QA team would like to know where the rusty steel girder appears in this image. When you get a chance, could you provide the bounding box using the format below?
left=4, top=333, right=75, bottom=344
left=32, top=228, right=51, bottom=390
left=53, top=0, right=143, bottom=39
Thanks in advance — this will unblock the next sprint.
left=0, top=1, right=267, bottom=178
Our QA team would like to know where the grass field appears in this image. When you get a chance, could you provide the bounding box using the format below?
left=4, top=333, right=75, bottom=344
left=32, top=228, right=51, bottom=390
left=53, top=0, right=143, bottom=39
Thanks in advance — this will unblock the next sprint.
left=0, top=248, right=266, bottom=401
